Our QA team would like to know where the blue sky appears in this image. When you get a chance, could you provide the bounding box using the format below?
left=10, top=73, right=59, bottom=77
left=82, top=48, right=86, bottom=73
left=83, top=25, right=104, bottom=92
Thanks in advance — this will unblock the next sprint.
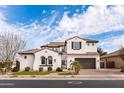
left=3, top=5, right=89, bottom=25
left=0, top=5, right=124, bottom=52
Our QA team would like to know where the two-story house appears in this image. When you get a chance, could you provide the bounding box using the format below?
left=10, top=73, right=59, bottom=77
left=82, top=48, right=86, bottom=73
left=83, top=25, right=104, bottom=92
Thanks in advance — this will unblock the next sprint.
left=18, top=36, right=100, bottom=71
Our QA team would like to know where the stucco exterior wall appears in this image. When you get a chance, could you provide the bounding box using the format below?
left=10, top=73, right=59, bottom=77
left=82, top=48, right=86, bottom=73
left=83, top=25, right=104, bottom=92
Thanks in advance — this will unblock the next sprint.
left=19, top=54, right=34, bottom=71
left=33, top=49, right=62, bottom=71
left=101, top=56, right=124, bottom=68
left=66, top=37, right=97, bottom=54
left=66, top=54, right=100, bottom=69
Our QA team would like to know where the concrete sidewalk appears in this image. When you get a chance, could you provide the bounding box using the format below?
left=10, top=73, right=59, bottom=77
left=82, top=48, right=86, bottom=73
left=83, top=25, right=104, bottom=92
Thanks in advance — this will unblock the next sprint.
left=0, top=74, right=124, bottom=80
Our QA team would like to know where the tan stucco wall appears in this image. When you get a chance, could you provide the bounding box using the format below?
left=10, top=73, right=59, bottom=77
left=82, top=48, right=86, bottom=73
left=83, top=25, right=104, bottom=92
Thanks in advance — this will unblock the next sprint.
left=101, top=56, right=124, bottom=68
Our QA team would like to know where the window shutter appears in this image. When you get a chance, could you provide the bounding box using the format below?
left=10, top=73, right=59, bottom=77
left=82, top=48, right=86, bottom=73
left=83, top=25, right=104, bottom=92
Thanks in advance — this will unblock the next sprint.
left=80, top=42, right=81, bottom=49
left=72, top=42, right=73, bottom=49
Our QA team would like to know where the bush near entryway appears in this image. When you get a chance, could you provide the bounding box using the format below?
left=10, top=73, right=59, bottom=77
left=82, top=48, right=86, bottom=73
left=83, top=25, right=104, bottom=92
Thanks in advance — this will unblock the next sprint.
left=39, top=67, right=43, bottom=72
left=71, top=61, right=82, bottom=75
left=56, top=67, right=63, bottom=72
left=25, top=67, right=30, bottom=72
left=48, top=67, right=52, bottom=71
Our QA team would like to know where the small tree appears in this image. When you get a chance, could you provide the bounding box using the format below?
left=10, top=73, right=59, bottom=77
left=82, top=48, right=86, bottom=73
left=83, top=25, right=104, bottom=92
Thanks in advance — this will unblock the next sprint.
left=71, top=61, right=82, bottom=75
left=0, top=33, right=26, bottom=62
left=120, top=47, right=124, bottom=60
left=0, top=33, right=25, bottom=73
left=119, top=47, right=124, bottom=72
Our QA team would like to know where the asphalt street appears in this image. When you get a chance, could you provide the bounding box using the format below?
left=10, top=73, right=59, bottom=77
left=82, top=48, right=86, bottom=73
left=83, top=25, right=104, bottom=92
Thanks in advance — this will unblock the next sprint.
left=0, top=80, right=124, bottom=88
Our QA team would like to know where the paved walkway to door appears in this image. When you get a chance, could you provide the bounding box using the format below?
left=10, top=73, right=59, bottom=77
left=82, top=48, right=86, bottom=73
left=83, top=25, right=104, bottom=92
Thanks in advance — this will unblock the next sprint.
left=79, top=69, right=123, bottom=75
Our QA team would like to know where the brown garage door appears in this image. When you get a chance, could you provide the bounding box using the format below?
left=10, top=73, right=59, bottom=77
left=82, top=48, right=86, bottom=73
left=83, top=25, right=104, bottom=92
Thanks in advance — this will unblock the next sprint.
left=75, top=58, right=96, bottom=69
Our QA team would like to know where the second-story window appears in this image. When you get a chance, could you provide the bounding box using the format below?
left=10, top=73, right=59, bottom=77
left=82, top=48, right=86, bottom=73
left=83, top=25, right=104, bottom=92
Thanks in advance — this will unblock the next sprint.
left=24, top=56, right=27, bottom=59
left=92, top=43, right=94, bottom=46
left=72, top=42, right=81, bottom=50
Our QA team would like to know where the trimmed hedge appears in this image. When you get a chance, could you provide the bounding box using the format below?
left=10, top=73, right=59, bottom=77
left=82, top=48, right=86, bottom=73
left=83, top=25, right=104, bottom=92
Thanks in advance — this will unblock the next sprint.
left=48, top=67, right=52, bottom=71
left=39, top=67, right=43, bottom=72
left=56, top=67, right=63, bottom=72
left=25, top=67, right=30, bottom=72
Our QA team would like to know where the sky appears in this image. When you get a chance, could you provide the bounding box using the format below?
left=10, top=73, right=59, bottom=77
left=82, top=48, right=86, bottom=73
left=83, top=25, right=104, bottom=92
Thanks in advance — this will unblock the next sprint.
left=0, top=5, right=124, bottom=53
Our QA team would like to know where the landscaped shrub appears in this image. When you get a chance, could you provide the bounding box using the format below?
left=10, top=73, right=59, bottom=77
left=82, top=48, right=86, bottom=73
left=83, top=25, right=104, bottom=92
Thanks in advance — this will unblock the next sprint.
left=25, top=67, right=30, bottom=72
left=12, top=67, right=19, bottom=72
left=120, top=65, right=124, bottom=72
left=56, top=67, right=63, bottom=72
left=48, top=67, right=52, bottom=71
left=0, top=61, right=13, bottom=73
left=39, top=67, right=43, bottom=72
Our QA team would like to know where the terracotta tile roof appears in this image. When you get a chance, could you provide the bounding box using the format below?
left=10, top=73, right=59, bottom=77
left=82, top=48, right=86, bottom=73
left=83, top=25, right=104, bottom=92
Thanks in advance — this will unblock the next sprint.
left=41, top=42, right=65, bottom=47
left=86, top=52, right=99, bottom=55
left=18, top=48, right=41, bottom=54
left=41, top=36, right=98, bottom=48
left=63, top=52, right=99, bottom=55
left=65, top=36, right=99, bottom=43
left=18, top=48, right=63, bottom=54
left=101, top=50, right=122, bottom=58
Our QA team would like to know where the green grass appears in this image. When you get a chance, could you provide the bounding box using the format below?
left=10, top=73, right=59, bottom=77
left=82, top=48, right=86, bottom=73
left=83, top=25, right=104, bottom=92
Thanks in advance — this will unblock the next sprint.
left=58, top=72, right=74, bottom=75
left=12, top=71, right=55, bottom=75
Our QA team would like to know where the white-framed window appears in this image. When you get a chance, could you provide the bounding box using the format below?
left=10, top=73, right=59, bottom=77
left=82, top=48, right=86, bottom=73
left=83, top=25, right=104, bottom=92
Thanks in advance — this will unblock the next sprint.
left=72, top=42, right=81, bottom=50
left=41, top=56, right=46, bottom=65
left=48, top=56, right=53, bottom=65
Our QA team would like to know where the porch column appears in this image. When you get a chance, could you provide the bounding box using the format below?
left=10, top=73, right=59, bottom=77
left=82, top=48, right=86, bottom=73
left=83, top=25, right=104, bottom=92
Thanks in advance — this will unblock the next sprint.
left=96, top=57, right=100, bottom=69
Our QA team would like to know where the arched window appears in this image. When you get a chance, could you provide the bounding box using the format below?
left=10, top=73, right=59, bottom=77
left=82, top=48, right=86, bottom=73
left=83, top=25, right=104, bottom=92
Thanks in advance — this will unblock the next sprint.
left=41, top=56, right=45, bottom=64
left=48, top=56, right=53, bottom=65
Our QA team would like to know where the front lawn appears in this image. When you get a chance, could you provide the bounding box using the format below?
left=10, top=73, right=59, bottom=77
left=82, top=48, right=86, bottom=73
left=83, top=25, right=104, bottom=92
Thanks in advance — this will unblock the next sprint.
left=12, top=71, right=55, bottom=75
left=58, top=72, right=74, bottom=75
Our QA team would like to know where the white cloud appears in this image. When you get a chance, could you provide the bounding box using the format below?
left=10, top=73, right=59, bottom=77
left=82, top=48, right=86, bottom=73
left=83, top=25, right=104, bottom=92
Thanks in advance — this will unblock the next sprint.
left=0, top=10, right=59, bottom=49
left=56, top=5, right=124, bottom=37
left=76, top=9, right=80, bottom=12
left=0, top=5, right=124, bottom=53
left=42, top=10, right=46, bottom=14
left=99, top=35, right=124, bottom=53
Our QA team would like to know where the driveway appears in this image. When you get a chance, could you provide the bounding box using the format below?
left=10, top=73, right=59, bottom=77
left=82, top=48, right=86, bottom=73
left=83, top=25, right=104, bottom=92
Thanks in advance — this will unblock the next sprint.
left=79, top=69, right=123, bottom=75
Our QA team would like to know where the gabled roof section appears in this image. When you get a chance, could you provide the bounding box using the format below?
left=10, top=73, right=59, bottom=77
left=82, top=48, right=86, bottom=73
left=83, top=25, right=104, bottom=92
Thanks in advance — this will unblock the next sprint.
left=18, top=48, right=63, bottom=55
left=41, top=42, right=65, bottom=47
left=101, top=50, right=122, bottom=58
left=65, top=36, right=99, bottom=43
left=18, top=48, right=41, bottom=54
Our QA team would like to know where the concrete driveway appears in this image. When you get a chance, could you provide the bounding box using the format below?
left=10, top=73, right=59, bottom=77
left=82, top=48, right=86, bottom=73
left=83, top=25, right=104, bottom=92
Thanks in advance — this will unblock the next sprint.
left=79, top=69, right=123, bottom=75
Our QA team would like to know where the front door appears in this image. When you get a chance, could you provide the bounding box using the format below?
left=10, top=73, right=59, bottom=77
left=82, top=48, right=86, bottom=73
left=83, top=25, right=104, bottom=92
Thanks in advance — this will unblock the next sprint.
left=61, top=60, right=67, bottom=69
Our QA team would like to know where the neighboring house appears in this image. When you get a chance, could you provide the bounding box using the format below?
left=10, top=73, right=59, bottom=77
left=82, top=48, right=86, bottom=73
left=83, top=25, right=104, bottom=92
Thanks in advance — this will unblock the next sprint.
left=101, top=50, right=124, bottom=69
left=18, top=36, right=100, bottom=71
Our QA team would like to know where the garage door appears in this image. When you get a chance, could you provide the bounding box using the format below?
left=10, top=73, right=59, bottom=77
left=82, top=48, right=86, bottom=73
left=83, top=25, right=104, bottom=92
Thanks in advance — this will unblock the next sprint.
left=75, top=58, right=96, bottom=69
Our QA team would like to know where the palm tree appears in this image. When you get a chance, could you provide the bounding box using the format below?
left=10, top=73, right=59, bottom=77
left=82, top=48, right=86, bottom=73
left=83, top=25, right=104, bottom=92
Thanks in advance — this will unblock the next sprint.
left=71, top=61, right=82, bottom=75
left=97, top=47, right=107, bottom=56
